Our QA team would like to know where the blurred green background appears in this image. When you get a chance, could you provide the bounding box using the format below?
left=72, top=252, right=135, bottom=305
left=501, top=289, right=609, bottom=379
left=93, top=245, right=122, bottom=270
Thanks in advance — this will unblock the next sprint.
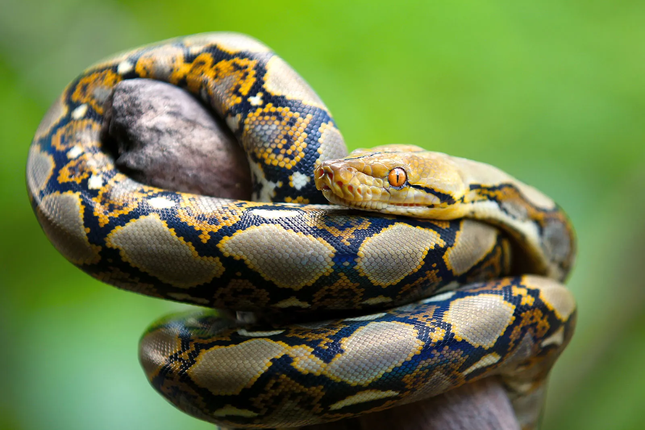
left=1, top=1, right=644, bottom=429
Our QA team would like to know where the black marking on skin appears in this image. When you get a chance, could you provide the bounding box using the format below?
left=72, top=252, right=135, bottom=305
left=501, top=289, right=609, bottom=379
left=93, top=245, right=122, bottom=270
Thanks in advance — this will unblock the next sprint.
left=407, top=183, right=456, bottom=205
left=468, top=183, right=556, bottom=213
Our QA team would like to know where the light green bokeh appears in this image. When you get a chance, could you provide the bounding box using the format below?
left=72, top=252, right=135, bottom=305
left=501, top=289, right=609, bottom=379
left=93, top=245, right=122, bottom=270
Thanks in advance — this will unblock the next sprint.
left=1, top=1, right=644, bottom=429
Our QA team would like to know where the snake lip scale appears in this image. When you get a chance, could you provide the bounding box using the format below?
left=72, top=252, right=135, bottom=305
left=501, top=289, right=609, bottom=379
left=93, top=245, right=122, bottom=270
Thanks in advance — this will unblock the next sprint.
left=26, top=32, right=576, bottom=429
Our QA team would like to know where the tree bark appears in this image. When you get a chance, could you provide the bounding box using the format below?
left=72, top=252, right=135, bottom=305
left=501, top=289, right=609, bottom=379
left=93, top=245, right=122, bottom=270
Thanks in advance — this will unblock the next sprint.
left=308, top=377, right=519, bottom=430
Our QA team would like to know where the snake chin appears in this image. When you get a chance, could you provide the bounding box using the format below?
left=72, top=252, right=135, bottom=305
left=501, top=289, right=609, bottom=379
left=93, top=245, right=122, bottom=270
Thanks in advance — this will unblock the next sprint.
left=323, top=189, right=388, bottom=211
left=323, top=189, right=434, bottom=219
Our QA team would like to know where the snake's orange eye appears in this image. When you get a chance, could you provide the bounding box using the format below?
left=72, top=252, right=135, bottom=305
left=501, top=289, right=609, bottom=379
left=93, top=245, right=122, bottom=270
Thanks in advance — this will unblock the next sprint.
left=388, top=167, right=407, bottom=187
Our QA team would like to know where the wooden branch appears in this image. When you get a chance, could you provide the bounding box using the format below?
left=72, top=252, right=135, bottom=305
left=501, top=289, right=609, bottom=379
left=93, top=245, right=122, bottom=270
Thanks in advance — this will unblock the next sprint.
left=103, top=79, right=252, bottom=200
left=306, top=377, right=519, bottom=430
left=104, top=79, right=520, bottom=430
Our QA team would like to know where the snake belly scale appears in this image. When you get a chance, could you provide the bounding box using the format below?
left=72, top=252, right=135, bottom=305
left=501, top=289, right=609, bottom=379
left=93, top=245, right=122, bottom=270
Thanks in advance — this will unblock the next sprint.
left=26, top=33, right=576, bottom=429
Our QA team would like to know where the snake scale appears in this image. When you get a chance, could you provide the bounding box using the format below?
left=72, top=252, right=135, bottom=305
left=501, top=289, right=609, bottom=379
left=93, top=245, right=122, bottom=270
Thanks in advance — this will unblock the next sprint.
left=26, top=33, right=576, bottom=429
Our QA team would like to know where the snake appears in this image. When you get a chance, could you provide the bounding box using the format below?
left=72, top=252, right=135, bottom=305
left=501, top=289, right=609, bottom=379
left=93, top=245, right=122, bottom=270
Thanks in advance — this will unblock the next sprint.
left=26, top=33, right=576, bottom=429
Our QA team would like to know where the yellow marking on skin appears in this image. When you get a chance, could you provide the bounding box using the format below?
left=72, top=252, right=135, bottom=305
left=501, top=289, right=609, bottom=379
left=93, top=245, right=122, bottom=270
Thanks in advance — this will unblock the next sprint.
left=188, top=339, right=287, bottom=396
left=168, top=53, right=258, bottom=115
left=324, top=321, right=423, bottom=385
left=26, top=144, right=55, bottom=196
left=462, top=353, right=501, bottom=375
left=284, top=196, right=310, bottom=204
left=177, top=195, right=247, bottom=243
left=361, top=296, right=392, bottom=306
left=274, top=297, right=311, bottom=308
left=402, top=370, right=454, bottom=403
left=34, top=95, right=67, bottom=140
left=290, top=346, right=326, bottom=375
left=428, top=326, right=447, bottom=344
left=36, top=192, right=101, bottom=265
left=512, top=285, right=536, bottom=306
left=356, top=224, right=444, bottom=287
left=264, top=56, right=327, bottom=110
left=51, top=119, right=102, bottom=152
left=106, top=214, right=224, bottom=288
left=329, top=390, right=400, bottom=410
left=212, top=406, right=259, bottom=418
left=529, top=276, right=575, bottom=320
left=444, top=294, right=515, bottom=348
left=93, top=174, right=158, bottom=227
left=57, top=156, right=91, bottom=185
left=71, top=70, right=121, bottom=114
left=244, top=105, right=312, bottom=171
left=219, top=224, right=335, bottom=290
left=135, top=45, right=184, bottom=81
left=444, top=220, right=499, bottom=275
left=311, top=215, right=372, bottom=247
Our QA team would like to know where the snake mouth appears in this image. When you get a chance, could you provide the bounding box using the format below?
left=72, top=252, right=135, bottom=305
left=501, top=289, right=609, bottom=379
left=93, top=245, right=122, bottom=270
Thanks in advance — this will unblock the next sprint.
left=315, top=163, right=391, bottom=210
left=321, top=188, right=389, bottom=211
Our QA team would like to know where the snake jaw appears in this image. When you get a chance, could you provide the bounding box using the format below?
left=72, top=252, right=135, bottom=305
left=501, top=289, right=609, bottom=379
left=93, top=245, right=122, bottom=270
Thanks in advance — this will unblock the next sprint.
left=315, top=156, right=442, bottom=215
left=315, top=161, right=390, bottom=207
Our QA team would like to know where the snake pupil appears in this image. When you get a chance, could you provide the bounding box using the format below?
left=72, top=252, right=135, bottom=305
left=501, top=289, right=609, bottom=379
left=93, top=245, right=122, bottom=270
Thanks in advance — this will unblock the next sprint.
left=388, top=167, right=407, bottom=187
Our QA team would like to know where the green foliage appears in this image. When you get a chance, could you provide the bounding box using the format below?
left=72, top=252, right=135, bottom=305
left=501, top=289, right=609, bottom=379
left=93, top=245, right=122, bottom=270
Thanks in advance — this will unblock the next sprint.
left=1, top=1, right=644, bottom=429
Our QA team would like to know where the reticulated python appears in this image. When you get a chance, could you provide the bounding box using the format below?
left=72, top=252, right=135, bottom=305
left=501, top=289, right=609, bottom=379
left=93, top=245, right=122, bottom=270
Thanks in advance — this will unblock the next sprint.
left=26, top=33, right=576, bottom=429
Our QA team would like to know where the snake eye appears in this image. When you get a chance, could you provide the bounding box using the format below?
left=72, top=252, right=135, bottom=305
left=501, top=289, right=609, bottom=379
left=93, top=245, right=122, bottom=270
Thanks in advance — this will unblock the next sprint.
left=388, top=167, right=407, bottom=187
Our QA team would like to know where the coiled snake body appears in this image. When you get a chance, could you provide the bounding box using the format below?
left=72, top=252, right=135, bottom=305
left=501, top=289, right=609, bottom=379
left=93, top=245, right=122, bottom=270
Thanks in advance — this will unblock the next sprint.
left=26, top=33, right=576, bottom=429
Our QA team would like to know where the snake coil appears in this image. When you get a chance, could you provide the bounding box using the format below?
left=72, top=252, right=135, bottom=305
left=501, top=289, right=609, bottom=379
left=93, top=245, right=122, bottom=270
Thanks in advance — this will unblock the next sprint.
left=27, top=33, right=576, bottom=429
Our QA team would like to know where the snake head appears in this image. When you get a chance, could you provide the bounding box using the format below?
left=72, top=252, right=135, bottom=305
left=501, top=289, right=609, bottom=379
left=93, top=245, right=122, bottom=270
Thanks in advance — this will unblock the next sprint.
left=314, top=144, right=468, bottom=218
